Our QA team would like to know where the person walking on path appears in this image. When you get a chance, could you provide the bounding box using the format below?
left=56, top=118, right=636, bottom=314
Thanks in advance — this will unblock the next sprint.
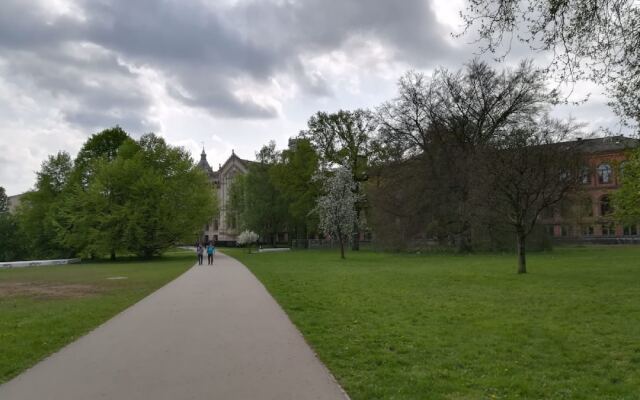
left=196, top=244, right=204, bottom=265
left=207, top=243, right=215, bottom=265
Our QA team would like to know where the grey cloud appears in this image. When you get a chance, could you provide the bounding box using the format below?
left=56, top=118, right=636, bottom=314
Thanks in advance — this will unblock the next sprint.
left=0, top=0, right=460, bottom=130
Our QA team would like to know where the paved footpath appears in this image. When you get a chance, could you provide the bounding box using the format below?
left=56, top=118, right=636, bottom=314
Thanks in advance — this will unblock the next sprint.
left=0, top=252, right=349, bottom=400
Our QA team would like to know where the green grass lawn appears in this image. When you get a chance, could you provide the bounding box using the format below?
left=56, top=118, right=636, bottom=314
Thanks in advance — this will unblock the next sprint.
left=225, top=246, right=640, bottom=400
left=0, top=250, right=194, bottom=383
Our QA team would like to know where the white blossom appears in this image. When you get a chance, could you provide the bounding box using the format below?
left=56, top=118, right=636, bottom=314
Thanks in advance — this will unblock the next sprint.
left=314, top=167, right=359, bottom=247
left=237, top=230, right=259, bottom=246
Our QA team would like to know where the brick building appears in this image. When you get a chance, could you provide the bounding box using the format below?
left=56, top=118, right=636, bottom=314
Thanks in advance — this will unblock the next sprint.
left=542, top=136, right=639, bottom=242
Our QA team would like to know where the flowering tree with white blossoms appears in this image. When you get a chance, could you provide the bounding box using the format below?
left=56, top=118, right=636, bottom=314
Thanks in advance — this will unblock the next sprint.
left=314, top=167, right=359, bottom=259
left=237, top=230, right=259, bottom=253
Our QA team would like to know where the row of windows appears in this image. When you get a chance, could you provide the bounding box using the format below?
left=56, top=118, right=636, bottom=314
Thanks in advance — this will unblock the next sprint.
left=580, top=161, right=627, bottom=185
left=543, top=195, right=613, bottom=219
left=548, top=224, right=638, bottom=237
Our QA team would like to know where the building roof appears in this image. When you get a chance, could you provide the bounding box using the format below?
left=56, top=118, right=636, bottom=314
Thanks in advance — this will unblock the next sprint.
left=197, top=149, right=253, bottom=183
left=573, top=135, right=640, bottom=154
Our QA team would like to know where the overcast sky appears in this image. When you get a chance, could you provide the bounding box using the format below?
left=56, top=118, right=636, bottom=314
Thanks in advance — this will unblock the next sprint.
left=0, top=0, right=626, bottom=195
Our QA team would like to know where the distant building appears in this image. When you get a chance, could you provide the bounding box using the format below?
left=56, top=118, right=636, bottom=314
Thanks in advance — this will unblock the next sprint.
left=7, top=193, right=25, bottom=213
left=542, top=136, right=640, bottom=242
left=197, top=149, right=249, bottom=246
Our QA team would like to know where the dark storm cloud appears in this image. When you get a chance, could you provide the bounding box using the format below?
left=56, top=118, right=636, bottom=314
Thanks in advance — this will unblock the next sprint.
left=0, top=0, right=459, bottom=129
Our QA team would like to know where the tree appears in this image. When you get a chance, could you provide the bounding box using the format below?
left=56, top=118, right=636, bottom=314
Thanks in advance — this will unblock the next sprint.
left=375, top=60, right=552, bottom=251
left=0, top=186, right=7, bottom=213
left=302, top=110, right=377, bottom=250
left=0, top=212, right=27, bottom=262
left=118, top=134, right=218, bottom=258
left=314, top=167, right=359, bottom=259
left=270, top=138, right=321, bottom=245
left=462, top=0, right=640, bottom=130
left=73, top=126, right=130, bottom=188
left=0, top=185, right=27, bottom=262
left=228, top=142, right=288, bottom=245
left=237, top=230, right=259, bottom=253
left=613, top=147, right=640, bottom=224
left=17, top=151, right=74, bottom=259
left=476, top=117, right=582, bottom=273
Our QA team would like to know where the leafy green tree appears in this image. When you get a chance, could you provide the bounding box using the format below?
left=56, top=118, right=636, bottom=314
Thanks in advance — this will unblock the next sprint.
left=72, top=126, right=130, bottom=188
left=301, top=110, right=377, bottom=250
left=244, top=143, right=288, bottom=245
left=120, top=134, right=218, bottom=258
left=0, top=186, right=7, bottom=213
left=16, top=151, right=74, bottom=259
left=0, top=212, right=27, bottom=262
left=0, top=185, right=27, bottom=261
left=270, top=139, right=321, bottom=245
left=227, top=142, right=288, bottom=245
left=613, top=148, right=640, bottom=224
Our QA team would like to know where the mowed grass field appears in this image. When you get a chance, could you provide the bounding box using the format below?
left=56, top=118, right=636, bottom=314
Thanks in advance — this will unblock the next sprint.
left=225, top=246, right=640, bottom=400
left=0, top=251, right=194, bottom=383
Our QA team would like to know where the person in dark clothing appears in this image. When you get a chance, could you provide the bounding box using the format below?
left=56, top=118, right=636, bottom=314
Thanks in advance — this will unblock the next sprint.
left=196, top=244, right=204, bottom=265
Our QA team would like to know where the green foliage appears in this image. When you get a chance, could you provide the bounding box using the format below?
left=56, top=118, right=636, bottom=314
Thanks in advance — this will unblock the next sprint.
left=270, top=139, right=321, bottom=240
left=14, top=128, right=217, bottom=260
left=241, top=150, right=288, bottom=244
left=228, top=246, right=640, bottom=399
left=227, top=140, right=322, bottom=245
left=0, top=187, right=7, bottom=213
left=0, top=212, right=27, bottom=262
left=72, top=126, right=130, bottom=188
left=16, top=152, right=75, bottom=259
left=613, top=148, right=640, bottom=224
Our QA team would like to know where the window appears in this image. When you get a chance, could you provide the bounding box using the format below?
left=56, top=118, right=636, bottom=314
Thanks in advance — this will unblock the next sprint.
left=600, top=195, right=612, bottom=216
left=580, top=166, right=592, bottom=184
left=544, top=225, right=555, bottom=236
left=561, top=225, right=571, bottom=237
left=597, top=163, right=613, bottom=184
left=624, top=225, right=638, bottom=236
left=582, top=225, right=594, bottom=236
left=602, top=224, right=616, bottom=236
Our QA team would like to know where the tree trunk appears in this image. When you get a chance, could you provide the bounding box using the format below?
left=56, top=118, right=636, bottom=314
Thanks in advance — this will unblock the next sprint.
left=516, top=230, right=527, bottom=274
left=351, top=224, right=360, bottom=251
left=110, top=250, right=116, bottom=261
left=339, top=237, right=345, bottom=259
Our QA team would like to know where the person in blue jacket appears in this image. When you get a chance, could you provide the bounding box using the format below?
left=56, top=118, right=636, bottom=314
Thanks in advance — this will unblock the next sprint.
left=207, top=242, right=215, bottom=265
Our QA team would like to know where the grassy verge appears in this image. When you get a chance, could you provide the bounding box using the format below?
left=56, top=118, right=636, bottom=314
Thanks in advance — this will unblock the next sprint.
left=0, top=250, right=194, bottom=383
left=225, top=246, right=640, bottom=400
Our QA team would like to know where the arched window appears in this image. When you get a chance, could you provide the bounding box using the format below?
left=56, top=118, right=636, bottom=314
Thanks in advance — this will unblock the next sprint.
left=600, top=195, right=612, bottom=216
left=580, top=166, right=592, bottom=184
left=597, top=163, right=613, bottom=184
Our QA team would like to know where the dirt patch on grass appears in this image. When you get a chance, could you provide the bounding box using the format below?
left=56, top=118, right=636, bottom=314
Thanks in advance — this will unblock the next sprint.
left=0, top=282, right=102, bottom=299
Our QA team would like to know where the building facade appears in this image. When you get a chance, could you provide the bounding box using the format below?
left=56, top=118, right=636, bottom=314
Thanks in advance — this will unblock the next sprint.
left=197, top=149, right=249, bottom=246
left=542, top=136, right=640, bottom=242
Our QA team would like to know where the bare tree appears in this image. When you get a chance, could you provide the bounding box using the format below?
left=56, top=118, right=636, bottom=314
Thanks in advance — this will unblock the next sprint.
left=375, top=60, right=553, bottom=251
left=461, top=0, right=640, bottom=130
left=476, top=116, right=583, bottom=273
